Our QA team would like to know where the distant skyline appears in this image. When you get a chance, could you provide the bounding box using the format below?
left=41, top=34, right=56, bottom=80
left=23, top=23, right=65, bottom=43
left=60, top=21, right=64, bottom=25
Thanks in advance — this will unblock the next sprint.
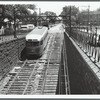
left=1, top=1, right=100, bottom=15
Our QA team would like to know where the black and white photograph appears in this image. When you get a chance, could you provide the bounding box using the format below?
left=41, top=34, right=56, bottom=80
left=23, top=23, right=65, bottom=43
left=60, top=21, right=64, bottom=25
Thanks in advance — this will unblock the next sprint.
left=0, top=1, right=100, bottom=97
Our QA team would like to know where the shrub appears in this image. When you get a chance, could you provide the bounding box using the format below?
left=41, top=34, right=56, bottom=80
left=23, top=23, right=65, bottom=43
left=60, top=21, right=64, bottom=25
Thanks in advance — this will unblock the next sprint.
left=4, top=28, right=14, bottom=36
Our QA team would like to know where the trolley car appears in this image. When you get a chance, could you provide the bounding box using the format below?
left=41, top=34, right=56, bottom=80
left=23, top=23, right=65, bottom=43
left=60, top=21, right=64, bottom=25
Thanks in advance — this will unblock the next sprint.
left=26, top=26, right=48, bottom=56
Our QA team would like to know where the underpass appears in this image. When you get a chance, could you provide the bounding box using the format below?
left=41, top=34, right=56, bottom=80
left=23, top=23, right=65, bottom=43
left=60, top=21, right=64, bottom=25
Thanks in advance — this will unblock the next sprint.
left=0, top=23, right=100, bottom=94
left=0, top=24, right=70, bottom=95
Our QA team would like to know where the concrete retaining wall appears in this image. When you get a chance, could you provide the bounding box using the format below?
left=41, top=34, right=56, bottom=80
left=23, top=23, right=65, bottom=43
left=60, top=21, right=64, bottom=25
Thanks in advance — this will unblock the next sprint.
left=0, top=37, right=26, bottom=80
left=64, top=33, right=100, bottom=94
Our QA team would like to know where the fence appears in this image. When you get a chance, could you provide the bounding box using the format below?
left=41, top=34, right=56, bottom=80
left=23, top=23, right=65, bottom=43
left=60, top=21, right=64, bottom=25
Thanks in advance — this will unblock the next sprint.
left=71, top=27, right=100, bottom=63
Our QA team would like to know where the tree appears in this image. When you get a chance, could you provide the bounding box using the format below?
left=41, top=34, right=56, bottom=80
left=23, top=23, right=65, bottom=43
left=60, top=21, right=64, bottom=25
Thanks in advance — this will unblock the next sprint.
left=0, top=4, right=36, bottom=25
left=26, top=4, right=36, bottom=11
left=62, top=6, right=79, bottom=16
left=44, top=11, right=56, bottom=16
left=61, top=6, right=79, bottom=25
left=0, top=5, right=8, bottom=27
left=44, top=11, right=57, bottom=23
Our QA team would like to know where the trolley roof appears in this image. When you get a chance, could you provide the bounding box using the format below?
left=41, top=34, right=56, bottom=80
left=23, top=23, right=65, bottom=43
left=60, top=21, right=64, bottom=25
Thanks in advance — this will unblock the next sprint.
left=26, top=26, right=48, bottom=41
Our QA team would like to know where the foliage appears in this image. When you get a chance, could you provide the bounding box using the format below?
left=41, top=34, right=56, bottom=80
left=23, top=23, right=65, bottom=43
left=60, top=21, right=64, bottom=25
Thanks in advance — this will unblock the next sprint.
left=26, top=4, right=36, bottom=10
left=0, top=4, right=36, bottom=23
left=4, top=28, right=14, bottom=35
left=44, top=11, right=56, bottom=16
left=44, top=11, right=57, bottom=23
left=97, top=8, right=100, bottom=12
left=61, top=6, right=79, bottom=16
left=61, top=6, right=79, bottom=25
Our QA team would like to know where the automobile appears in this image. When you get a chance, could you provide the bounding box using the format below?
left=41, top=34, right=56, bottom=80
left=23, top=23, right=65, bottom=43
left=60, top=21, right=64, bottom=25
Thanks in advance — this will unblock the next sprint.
left=20, top=24, right=35, bottom=32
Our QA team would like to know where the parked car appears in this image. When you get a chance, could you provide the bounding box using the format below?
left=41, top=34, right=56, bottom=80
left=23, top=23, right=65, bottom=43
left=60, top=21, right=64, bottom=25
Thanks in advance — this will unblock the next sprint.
left=20, top=24, right=34, bottom=32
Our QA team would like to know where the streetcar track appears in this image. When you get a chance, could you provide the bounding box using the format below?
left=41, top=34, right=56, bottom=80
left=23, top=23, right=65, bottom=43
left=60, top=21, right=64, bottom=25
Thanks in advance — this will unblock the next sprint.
left=0, top=24, right=66, bottom=95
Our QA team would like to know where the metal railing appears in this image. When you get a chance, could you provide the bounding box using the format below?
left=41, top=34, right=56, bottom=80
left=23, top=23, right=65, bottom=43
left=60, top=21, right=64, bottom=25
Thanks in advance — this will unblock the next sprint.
left=71, top=27, right=100, bottom=63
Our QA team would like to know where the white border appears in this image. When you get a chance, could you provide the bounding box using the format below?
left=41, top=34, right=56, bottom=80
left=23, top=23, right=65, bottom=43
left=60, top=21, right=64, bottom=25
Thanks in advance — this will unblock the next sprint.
left=0, top=1, right=100, bottom=98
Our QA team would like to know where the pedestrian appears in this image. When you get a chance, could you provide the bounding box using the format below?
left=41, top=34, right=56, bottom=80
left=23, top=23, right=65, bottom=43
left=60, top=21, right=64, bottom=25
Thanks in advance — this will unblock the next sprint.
left=1, top=26, right=4, bottom=35
left=0, top=26, right=4, bottom=41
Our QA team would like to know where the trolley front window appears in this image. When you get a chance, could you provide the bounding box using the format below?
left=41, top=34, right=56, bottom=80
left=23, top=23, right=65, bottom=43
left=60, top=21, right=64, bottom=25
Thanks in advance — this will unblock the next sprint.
left=26, top=41, right=39, bottom=46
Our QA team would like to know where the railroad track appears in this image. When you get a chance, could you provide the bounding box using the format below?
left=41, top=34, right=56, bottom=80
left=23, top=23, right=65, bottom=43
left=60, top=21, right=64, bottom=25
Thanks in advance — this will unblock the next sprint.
left=0, top=31, right=63, bottom=95
left=57, top=32, right=70, bottom=94
left=62, top=36, right=70, bottom=94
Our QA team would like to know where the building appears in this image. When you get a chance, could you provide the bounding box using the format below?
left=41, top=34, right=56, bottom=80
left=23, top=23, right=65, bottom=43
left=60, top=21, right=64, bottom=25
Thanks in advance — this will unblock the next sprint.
left=79, top=11, right=100, bottom=26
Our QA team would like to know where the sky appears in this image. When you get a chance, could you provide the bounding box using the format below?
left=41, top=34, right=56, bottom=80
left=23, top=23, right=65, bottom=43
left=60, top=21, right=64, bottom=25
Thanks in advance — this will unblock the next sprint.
left=33, top=1, right=100, bottom=15
left=1, top=1, right=100, bottom=15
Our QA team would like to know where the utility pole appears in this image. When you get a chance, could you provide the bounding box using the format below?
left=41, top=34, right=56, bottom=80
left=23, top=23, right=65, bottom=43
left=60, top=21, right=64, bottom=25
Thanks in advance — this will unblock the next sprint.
left=13, top=6, right=17, bottom=38
left=39, top=8, right=41, bottom=15
left=87, top=5, right=90, bottom=33
left=39, top=8, right=41, bottom=26
left=97, top=13, right=98, bottom=26
left=69, top=6, right=71, bottom=37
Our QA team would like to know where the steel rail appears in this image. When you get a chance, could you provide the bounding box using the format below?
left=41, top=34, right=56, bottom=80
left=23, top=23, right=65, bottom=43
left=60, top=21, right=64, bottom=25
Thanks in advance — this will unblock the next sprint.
left=63, top=36, right=70, bottom=94
left=22, top=60, right=39, bottom=95
left=58, top=31, right=64, bottom=94
left=5, top=59, right=27, bottom=94
left=41, top=33, right=56, bottom=94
